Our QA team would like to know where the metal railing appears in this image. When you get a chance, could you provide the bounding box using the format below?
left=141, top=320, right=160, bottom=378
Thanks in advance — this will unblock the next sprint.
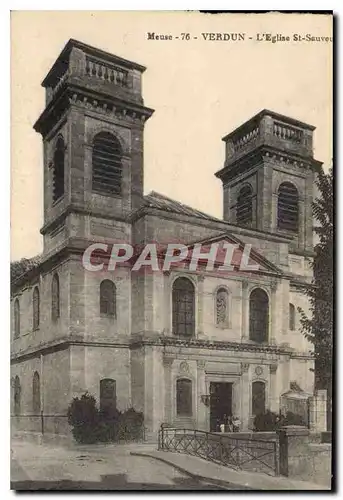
left=159, top=426, right=279, bottom=476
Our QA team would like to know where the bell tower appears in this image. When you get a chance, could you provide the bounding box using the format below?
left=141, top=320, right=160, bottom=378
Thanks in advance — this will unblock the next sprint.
left=215, top=110, right=322, bottom=255
left=34, top=39, right=154, bottom=255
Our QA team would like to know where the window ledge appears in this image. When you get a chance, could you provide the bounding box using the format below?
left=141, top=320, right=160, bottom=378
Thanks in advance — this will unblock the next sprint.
left=100, top=314, right=117, bottom=320
left=215, top=323, right=231, bottom=330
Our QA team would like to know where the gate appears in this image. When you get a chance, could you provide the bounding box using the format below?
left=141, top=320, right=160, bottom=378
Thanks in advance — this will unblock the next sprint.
left=158, top=426, right=279, bottom=476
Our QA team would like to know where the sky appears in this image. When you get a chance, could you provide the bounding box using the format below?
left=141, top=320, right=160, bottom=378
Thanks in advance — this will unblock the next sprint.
left=11, top=11, right=333, bottom=261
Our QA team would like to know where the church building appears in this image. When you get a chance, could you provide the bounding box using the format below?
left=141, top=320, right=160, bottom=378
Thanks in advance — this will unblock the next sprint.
left=11, top=39, right=321, bottom=438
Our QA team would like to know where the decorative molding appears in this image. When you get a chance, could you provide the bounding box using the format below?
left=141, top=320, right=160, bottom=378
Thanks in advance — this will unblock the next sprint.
left=242, top=279, right=249, bottom=291
left=241, top=362, right=250, bottom=373
left=270, top=364, right=278, bottom=374
left=196, top=359, right=206, bottom=369
left=69, top=91, right=151, bottom=125
left=179, top=361, right=190, bottom=374
left=163, top=357, right=173, bottom=368
left=255, top=366, right=263, bottom=376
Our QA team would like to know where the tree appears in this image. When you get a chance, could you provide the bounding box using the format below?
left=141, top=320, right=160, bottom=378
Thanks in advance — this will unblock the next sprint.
left=11, top=255, right=42, bottom=283
left=298, top=166, right=333, bottom=427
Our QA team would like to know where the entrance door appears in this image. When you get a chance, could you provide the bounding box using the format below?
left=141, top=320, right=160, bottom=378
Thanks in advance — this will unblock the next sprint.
left=210, top=382, right=233, bottom=432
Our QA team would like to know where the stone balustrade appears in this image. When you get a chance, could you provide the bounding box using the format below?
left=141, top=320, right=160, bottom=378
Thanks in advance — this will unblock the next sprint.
left=85, top=56, right=129, bottom=87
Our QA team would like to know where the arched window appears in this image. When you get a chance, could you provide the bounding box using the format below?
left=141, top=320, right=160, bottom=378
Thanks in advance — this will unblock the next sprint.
left=51, top=274, right=60, bottom=321
left=53, top=136, right=65, bottom=202
left=236, top=185, right=253, bottom=226
left=289, top=303, right=296, bottom=331
left=172, top=277, right=195, bottom=337
left=33, top=287, right=40, bottom=330
left=100, top=280, right=116, bottom=317
left=14, top=298, right=20, bottom=338
left=176, top=378, right=192, bottom=416
left=100, top=378, right=116, bottom=413
left=252, top=381, right=266, bottom=416
left=249, top=288, right=269, bottom=343
left=277, top=182, right=299, bottom=232
left=216, top=288, right=229, bottom=326
left=32, top=371, right=41, bottom=414
left=14, top=376, right=21, bottom=416
left=92, top=132, right=123, bottom=196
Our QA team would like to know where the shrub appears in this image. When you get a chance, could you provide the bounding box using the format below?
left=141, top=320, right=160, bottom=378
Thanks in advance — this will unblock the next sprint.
left=67, top=393, right=99, bottom=443
left=253, top=410, right=307, bottom=431
left=282, top=411, right=306, bottom=426
left=67, top=393, right=145, bottom=443
left=116, top=408, right=144, bottom=441
left=253, top=410, right=280, bottom=431
left=98, top=404, right=122, bottom=442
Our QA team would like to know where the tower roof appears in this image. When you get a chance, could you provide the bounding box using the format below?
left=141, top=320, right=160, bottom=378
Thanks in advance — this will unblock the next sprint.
left=222, top=109, right=316, bottom=143
left=42, top=38, right=146, bottom=88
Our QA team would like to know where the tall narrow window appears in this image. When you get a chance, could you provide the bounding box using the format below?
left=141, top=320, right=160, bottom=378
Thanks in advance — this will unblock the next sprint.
left=92, top=132, right=123, bottom=196
left=100, top=378, right=116, bottom=413
left=252, top=381, right=266, bottom=416
left=32, top=371, right=41, bottom=414
left=236, top=185, right=253, bottom=226
left=277, top=182, right=299, bottom=232
left=33, top=287, right=40, bottom=330
left=14, top=376, right=21, bottom=416
left=53, top=136, right=65, bottom=202
left=176, top=378, right=192, bottom=416
left=172, top=277, right=195, bottom=337
left=100, top=280, right=116, bottom=317
left=216, top=288, right=229, bottom=326
left=14, top=298, right=20, bottom=338
left=51, top=274, right=60, bottom=321
left=249, top=288, right=269, bottom=343
left=289, top=303, right=296, bottom=331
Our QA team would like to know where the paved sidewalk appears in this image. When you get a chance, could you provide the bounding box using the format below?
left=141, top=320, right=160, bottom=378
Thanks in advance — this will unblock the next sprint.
left=131, top=450, right=331, bottom=491
left=11, top=439, right=224, bottom=490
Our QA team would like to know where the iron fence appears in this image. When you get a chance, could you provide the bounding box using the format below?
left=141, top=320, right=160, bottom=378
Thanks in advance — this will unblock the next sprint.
left=159, top=426, right=279, bottom=476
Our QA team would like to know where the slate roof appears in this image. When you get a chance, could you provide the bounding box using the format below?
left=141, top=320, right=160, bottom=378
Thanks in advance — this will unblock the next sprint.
left=144, top=191, right=222, bottom=222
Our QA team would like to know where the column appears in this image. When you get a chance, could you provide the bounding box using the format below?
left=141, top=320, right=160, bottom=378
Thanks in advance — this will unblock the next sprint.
left=197, top=275, right=205, bottom=338
left=270, top=281, right=277, bottom=345
left=298, top=199, right=305, bottom=249
left=240, top=362, right=250, bottom=430
left=163, top=357, right=173, bottom=424
left=269, top=363, right=278, bottom=413
left=163, top=271, right=171, bottom=335
left=196, top=360, right=207, bottom=430
left=241, top=280, right=249, bottom=341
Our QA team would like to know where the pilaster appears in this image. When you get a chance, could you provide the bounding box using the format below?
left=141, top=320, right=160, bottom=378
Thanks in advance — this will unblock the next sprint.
left=241, top=280, right=249, bottom=341
left=241, top=362, right=250, bottom=430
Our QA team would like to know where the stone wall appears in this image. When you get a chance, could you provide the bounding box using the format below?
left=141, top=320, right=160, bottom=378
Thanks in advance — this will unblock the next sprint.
left=278, top=426, right=332, bottom=487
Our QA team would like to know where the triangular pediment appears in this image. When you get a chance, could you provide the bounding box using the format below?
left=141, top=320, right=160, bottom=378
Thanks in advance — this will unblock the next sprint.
left=159, top=231, right=284, bottom=276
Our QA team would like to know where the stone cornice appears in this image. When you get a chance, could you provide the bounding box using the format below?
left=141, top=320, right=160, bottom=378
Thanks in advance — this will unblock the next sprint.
left=11, top=333, right=313, bottom=363
left=215, top=144, right=322, bottom=184
left=34, top=84, right=154, bottom=138
left=131, top=335, right=294, bottom=355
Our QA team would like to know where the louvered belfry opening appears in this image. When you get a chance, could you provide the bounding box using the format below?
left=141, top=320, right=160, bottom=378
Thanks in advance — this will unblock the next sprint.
left=277, top=182, right=299, bottom=232
left=53, top=137, right=65, bottom=202
left=236, top=185, right=253, bottom=226
left=92, top=132, right=123, bottom=196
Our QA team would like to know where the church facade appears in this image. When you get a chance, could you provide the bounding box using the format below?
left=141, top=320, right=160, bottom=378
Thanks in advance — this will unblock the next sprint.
left=11, top=39, right=321, bottom=438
